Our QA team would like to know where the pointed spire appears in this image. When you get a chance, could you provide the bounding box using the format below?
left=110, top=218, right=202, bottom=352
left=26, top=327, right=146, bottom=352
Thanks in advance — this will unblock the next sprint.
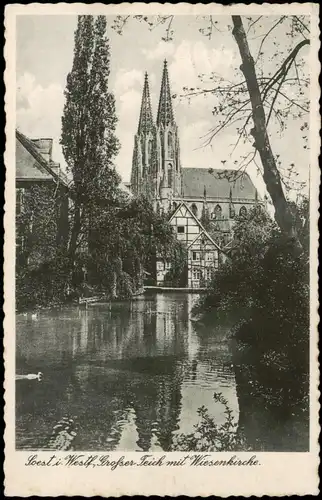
left=138, top=72, right=154, bottom=134
left=157, top=60, right=174, bottom=127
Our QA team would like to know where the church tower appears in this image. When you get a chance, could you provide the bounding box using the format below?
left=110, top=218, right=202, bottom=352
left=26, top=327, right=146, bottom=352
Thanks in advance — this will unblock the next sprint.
left=130, top=72, right=156, bottom=199
left=155, top=60, right=182, bottom=212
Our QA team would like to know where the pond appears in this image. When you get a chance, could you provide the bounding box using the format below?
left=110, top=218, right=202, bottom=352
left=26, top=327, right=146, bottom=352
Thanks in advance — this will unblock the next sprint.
left=16, top=292, right=239, bottom=451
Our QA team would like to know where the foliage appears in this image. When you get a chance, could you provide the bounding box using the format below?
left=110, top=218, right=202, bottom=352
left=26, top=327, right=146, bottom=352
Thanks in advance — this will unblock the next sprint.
left=196, top=205, right=278, bottom=314
left=61, top=15, right=121, bottom=269
left=17, top=17, right=183, bottom=308
left=163, top=240, right=188, bottom=287
left=17, top=184, right=63, bottom=267
left=193, top=198, right=310, bottom=440
left=200, top=204, right=212, bottom=232
left=172, top=392, right=248, bottom=451
left=195, top=200, right=309, bottom=319
left=85, top=195, right=180, bottom=296
left=16, top=251, right=70, bottom=311
left=16, top=184, right=70, bottom=311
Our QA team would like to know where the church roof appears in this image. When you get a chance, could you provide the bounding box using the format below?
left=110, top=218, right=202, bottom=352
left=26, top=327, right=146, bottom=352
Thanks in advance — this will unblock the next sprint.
left=156, top=60, right=174, bottom=127
left=182, top=168, right=257, bottom=200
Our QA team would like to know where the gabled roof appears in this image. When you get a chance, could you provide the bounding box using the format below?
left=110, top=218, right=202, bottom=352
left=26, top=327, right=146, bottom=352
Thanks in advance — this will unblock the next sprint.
left=182, top=168, right=257, bottom=200
left=169, top=201, right=221, bottom=251
left=188, top=230, right=221, bottom=251
left=169, top=200, right=201, bottom=226
left=16, top=129, right=68, bottom=187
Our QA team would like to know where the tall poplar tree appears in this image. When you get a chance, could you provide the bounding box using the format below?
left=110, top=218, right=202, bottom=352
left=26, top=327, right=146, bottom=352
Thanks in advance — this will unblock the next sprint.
left=61, top=15, right=120, bottom=274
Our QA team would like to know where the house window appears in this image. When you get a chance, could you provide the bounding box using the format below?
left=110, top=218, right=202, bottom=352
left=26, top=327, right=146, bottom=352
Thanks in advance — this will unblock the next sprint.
left=239, top=206, right=247, bottom=217
left=205, top=268, right=213, bottom=281
left=177, top=226, right=185, bottom=234
left=192, top=268, right=201, bottom=280
left=206, top=252, right=213, bottom=261
left=191, top=204, right=198, bottom=217
left=16, top=188, right=24, bottom=216
left=192, top=252, right=200, bottom=261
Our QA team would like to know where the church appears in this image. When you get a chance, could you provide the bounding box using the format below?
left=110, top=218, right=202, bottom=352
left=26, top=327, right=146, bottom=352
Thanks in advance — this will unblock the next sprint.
left=130, top=61, right=260, bottom=288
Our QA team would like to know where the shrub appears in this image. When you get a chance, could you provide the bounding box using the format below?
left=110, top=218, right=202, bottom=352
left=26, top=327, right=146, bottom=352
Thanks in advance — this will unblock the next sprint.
left=171, top=392, right=248, bottom=451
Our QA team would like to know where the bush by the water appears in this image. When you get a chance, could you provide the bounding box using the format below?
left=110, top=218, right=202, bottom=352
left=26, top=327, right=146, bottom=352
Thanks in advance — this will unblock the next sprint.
left=194, top=202, right=309, bottom=375
left=172, top=392, right=248, bottom=451
left=191, top=200, right=310, bottom=449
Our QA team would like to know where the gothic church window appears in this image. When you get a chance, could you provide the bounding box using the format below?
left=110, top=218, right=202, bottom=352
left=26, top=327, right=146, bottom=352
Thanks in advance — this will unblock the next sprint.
left=168, top=131, right=173, bottom=156
left=213, top=204, right=222, bottom=219
left=239, top=206, right=247, bottom=217
left=148, top=139, right=153, bottom=157
left=191, top=204, right=198, bottom=217
left=168, top=163, right=173, bottom=187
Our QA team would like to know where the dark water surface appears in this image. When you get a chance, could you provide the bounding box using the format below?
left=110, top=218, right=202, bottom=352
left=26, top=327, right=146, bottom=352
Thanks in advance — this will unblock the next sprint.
left=16, top=293, right=238, bottom=451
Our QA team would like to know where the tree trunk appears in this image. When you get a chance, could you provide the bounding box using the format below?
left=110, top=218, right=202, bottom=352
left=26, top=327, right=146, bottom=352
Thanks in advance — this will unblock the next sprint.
left=68, top=203, right=82, bottom=283
left=111, top=271, right=117, bottom=299
left=231, top=16, right=302, bottom=253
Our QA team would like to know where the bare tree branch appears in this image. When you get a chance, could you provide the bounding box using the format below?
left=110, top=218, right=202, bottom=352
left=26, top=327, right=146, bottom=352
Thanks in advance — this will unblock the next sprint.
left=247, top=15, right=263, bottom=34
left=255, top=16, right=286, bottom=64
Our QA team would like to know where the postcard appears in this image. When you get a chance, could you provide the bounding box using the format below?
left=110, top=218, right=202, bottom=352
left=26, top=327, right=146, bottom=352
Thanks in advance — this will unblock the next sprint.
left=4, top=2, right=320, bottom=496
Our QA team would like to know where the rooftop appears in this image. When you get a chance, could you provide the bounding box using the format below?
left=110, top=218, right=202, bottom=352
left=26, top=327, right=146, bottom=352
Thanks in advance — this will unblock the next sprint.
left=182, top=168, right=257, bottom=200
left=16, top=130, right=68, bottom=186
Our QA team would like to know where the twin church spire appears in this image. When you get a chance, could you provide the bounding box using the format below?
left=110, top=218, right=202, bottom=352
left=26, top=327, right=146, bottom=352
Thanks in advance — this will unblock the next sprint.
left=138, top=72, right=154, bottom=135
left=131, top=60, right=182, bottom=209
left=157, top=60, right=174, bottom=127
left=137, top=61, right=174, bottom=132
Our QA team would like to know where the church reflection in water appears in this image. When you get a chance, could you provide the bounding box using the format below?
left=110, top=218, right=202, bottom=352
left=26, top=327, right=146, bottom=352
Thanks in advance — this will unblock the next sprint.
left=16, top=293, right=239, bottom=451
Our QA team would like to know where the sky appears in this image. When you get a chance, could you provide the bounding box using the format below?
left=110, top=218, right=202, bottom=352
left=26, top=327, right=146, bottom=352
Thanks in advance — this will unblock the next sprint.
left=16, top=14, right=310, bottom=199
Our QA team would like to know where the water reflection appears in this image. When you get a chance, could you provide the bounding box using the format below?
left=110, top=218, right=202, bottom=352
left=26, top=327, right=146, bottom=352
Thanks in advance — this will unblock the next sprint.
left=16, top=293, right=238, bottom=451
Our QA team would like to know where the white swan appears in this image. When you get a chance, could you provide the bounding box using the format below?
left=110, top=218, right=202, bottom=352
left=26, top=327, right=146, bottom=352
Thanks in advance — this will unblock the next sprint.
left=16, top=372, right=43, bottom=381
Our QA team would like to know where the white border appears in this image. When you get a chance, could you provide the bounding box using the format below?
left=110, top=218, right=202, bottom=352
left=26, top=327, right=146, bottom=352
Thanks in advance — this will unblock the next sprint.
left=4, top=3, right=320, bottom=496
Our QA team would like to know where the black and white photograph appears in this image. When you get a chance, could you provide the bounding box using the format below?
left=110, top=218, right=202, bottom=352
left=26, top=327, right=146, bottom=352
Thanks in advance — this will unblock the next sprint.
left=4, top=3, right=320, bottom=497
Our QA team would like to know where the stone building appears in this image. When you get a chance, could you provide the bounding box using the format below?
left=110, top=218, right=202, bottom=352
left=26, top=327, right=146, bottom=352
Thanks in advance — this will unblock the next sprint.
left=130, top=61, right=261, bottom=288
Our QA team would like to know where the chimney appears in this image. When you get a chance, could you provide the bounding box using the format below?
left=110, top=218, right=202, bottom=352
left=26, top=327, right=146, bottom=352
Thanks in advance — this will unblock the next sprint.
left=31, top=138, right=53, bottom=163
